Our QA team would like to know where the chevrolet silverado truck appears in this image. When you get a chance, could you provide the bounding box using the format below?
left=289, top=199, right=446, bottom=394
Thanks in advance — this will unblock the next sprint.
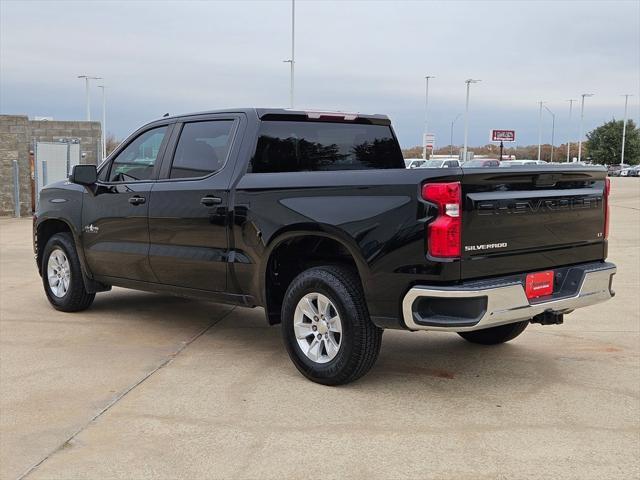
left=33, top=108, right=616, bottom=385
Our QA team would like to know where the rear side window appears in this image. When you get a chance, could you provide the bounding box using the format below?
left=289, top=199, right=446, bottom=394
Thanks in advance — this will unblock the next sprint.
left=170, top=120, right=235, bottom=179
left=249, top=121, right=404, bottom=173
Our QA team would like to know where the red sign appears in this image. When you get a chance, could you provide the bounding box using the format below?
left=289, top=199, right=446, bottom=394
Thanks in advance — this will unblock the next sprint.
left=525, top=271, right=554, bottom=299
left=490, top=129, right=516, bottom=142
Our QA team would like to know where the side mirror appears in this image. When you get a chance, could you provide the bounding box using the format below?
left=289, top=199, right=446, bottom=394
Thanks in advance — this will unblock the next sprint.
left=70, top=164, right=97, bottom=185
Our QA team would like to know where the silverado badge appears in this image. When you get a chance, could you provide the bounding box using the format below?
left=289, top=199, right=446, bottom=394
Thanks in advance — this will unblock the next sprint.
left=83, top=224, right=99, bottom=234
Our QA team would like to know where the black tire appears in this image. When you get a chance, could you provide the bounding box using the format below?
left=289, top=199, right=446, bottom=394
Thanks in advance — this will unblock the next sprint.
left=42, top=232, right=95, bottom=312
left=458, top=320, right=529, bottom=345
left=281, top=266, right=383, bottom=386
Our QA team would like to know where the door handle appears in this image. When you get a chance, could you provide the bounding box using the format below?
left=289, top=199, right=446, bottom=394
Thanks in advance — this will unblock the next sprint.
left=128, top=195, right=146, bottom=205
left=201, top=196, right=222, bottom=207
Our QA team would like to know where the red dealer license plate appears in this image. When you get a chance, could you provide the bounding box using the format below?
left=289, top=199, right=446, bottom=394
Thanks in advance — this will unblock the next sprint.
left=525, top=271, right=554, bottom=299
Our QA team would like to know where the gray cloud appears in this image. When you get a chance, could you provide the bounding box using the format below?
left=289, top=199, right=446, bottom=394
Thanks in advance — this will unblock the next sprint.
left=1, top=0, right=638, bottom=147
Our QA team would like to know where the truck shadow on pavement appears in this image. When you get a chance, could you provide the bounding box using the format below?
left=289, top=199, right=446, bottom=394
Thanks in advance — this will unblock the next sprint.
left=85, top=291, right=560, bottom=393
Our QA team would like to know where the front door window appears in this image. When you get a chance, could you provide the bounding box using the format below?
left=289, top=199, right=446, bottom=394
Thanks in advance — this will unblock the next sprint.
left=108, top=126, right=167, bottom=182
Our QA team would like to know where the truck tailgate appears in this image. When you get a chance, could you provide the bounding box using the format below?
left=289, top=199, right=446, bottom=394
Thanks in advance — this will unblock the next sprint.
left=461, top=167, right=608, bottom=280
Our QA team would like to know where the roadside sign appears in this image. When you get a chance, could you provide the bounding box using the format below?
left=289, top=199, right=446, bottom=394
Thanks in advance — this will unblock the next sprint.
left=423, top=133, right=435, bottom=150
left=490, top=129, right=516, bottom=142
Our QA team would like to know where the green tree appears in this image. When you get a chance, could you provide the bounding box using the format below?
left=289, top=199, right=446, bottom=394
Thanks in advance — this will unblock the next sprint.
left=586, top=119, right=639, bottom=165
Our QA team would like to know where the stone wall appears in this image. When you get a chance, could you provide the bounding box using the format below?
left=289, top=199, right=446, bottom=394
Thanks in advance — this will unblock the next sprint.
left=0, top=115, right=102, bottom=216
left=0, top=115, right=30, bottom=216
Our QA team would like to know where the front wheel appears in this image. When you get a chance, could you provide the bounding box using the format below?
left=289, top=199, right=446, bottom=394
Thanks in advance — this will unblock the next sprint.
left=458, top=320, right=529, bottom=345
left=42, top=232, right=95, bottom=312
left=281, top=266, right=382, bottom=385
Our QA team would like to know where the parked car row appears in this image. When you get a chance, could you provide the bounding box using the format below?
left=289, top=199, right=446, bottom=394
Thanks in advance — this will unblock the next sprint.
left=404, top=158, right=548, bottom=169
left=608, top=164, right=640, bottom=177
left=405, top=158, right=637, bottom=171
left=622, top=166, right=640, bottom=177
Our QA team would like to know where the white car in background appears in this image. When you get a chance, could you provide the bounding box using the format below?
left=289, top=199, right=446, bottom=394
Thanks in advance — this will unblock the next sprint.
left=404, top=159, right=427, bottom=169
left=423, top=159, right=461, bottom=168
left=500, top=160, right=546, bottom=167
left=619, top=166, right=639, bottom=177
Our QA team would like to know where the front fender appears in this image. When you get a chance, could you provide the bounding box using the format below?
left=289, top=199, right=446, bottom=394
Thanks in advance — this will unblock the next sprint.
left=35, top=183, right=92, bottom=280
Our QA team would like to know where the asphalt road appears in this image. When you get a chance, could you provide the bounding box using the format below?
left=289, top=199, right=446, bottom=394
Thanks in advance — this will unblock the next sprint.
left=1, top=178, right=638, bottom=480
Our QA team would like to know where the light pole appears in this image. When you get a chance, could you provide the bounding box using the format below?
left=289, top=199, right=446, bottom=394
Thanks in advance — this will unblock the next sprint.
left=462, top=79, right=480, bottom=163
left=544, top=105, right=556, bottom=162
left=283, top=0, right=295, bottom=108
left=98, top=85, right=106, bottom=161
left=566, top=99, right=576, bottom=162
left=621, top=94, right=633, bottom=166
left=422, top=75, right=435, bottom=160
left=450, top=114, right=461, bottom=157
left=77, top=75, right=101, bottom=121
left=578, top=93, right=594, bottom=163
left=537, top=100, right=546, bottom=161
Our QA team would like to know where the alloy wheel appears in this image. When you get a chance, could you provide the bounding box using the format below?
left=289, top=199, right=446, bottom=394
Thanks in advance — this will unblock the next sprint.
left=293, top=292, right=343, bottom=364
left=47, top=248, right=71, bottom=298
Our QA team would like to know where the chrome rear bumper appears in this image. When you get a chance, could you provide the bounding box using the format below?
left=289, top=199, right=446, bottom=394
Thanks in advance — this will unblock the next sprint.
left=402, top=263, right=616, bottom=332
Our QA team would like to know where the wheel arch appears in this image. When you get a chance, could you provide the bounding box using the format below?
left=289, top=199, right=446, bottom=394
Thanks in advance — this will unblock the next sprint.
left=260, top=227, right=370, bottom=325
left=35, top=216, right=106, bottom=293
left=35, top=218, right=78, bottom=275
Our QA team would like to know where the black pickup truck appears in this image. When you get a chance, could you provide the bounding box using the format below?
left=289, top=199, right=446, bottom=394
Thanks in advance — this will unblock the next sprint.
left=34, top=108, right=616, bottom=385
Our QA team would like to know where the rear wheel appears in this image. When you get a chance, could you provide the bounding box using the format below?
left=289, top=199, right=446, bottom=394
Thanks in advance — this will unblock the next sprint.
left=458, top=320, right=529, bottom=345
left=281, top=266, right=382, bottom=385
left=42, top=232, right=95, bottom=312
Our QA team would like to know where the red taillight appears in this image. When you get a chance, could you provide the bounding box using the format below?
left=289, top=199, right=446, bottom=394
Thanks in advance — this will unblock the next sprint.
left=604, top=177, right=610, bottom=239
left=422, top=182, right=462, bottom=258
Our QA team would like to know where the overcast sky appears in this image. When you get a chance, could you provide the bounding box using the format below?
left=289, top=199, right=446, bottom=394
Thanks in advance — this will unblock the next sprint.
left=1, top=0, right=639, bottom=148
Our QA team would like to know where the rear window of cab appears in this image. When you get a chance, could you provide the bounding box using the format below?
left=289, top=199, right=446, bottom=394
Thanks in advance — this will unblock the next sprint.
left=249, top=120, right=404, bottom=173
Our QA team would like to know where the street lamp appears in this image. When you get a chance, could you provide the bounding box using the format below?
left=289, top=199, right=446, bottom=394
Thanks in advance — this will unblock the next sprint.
left=97, top=85, right=107, bottom=161
left=450, top=114, right=461, bottom=157
left=422, top=75, right=435, bottom=160
left=283, top=0, right=295, bottom=108
left=544, top=105, right=556, bottom=162
left=77, top=75, right=102, bottom=121
left=621, top=94, right=633, bottom=166
left=566, top=99, right=576, bottom=162
left=462, top=79, right=481, bottom=163
left=577, top=93, right=594, bottom=162
left=537, top=100, right=547, bottom=161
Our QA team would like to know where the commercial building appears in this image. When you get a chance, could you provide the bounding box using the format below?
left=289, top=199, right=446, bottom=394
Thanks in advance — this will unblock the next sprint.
left=0, top=115, right=102, bottom=216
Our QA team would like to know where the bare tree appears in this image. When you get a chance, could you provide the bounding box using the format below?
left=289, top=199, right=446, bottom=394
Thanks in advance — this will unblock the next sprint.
left=105, top=133, right=120, bottom=156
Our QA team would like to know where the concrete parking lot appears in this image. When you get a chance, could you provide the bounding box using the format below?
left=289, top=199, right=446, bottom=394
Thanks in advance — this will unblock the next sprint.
left=1, top=178, right=638, bottom=480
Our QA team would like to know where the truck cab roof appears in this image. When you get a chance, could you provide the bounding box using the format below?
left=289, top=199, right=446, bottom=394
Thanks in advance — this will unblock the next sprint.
left=158, top=108, right=391, bottom=125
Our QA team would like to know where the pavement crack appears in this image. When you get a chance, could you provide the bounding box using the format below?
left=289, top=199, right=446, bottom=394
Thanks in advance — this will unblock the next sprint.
left=610, top=203, right=640, bottom=211
left=17, top=306, right=236, bottom=480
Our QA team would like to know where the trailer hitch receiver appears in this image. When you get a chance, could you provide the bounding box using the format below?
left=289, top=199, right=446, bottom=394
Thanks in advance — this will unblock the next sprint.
left=531, top=311, right=564, bottom=325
